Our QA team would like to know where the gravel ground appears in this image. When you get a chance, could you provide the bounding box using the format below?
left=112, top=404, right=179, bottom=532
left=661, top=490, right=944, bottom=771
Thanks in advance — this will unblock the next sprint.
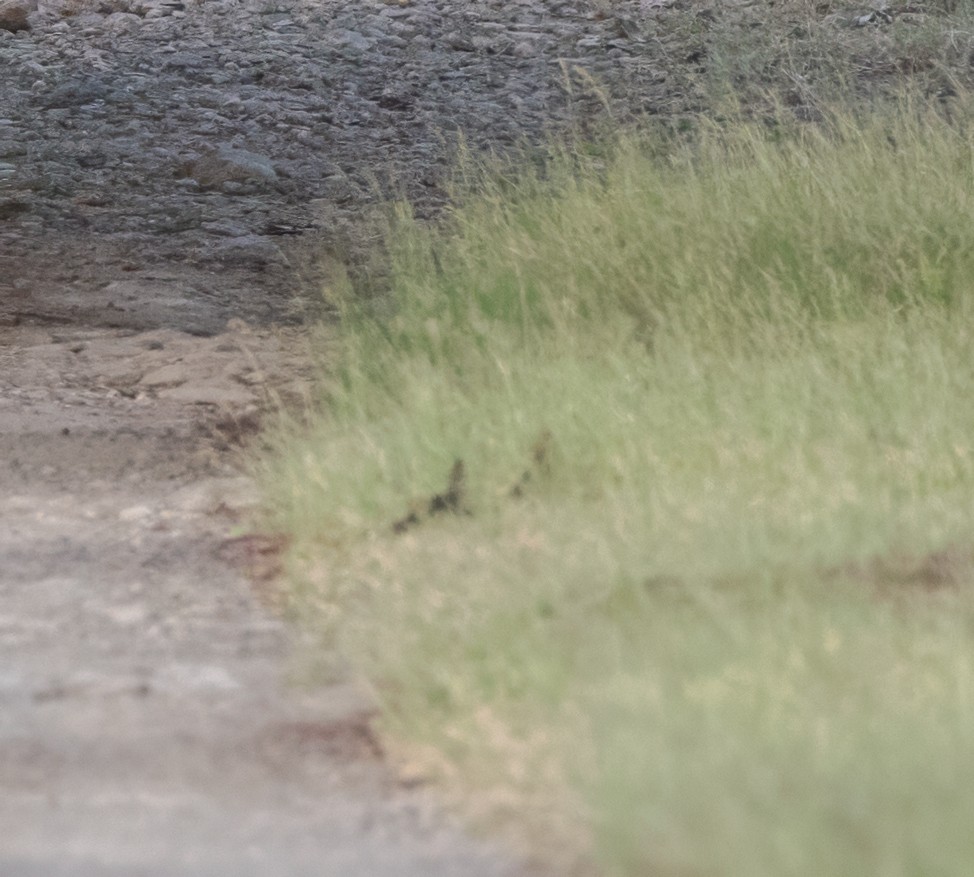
left=0, top=0, right=702, bottom=332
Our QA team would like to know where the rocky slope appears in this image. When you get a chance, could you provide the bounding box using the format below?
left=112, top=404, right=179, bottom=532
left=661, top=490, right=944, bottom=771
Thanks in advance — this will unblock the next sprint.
left=1, top=0, right=698, bottom=333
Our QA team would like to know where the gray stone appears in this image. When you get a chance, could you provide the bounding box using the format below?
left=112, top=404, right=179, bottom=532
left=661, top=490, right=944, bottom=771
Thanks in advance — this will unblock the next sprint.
left=41, top=76, right=113, bottom=108
left=210, top=233, right=282, bottom=264
left=179, top=146, right=278, bottom=190
left=139, top=361, right=191, bottom=388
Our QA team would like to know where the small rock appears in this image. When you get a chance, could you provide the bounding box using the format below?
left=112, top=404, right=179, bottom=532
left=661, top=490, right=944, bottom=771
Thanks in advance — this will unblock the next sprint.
left=178, top=145, right=278, bottom=190
left=118, top=504, right=153, bottom=521
left=158, top=380, right=254, bottom=406
left=102, top=604, right=149, bottom=626
left=0, top=0, right=32, bottom=32
left=93, top=359, right=144, bottom=384
left=157, top=663, right=241, bottom=692
left=0, top=199, right=28, bottom=219
left=210, top=234, right=282, bottom=265
left=202, top=219, right=251, bottom=237
left=140, top=361, right=191, bottom=388
left=225, top=318, right=254, bottom=335
left=335, top=28, right=373, bottom=52
left=41, top=76, right=113, bottom=109
left=171, top=475, right=258, bottom=514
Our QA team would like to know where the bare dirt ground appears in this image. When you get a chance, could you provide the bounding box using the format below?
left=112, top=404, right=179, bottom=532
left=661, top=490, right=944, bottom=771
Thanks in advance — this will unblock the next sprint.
left=0, top=309, right=534, bottom=876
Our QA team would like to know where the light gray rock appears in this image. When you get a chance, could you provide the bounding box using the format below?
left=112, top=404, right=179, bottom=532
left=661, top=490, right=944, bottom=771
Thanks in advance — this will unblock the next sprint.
left=209, top=233, right=282, bottom=264
left=179, top=146, right=278, bottom=191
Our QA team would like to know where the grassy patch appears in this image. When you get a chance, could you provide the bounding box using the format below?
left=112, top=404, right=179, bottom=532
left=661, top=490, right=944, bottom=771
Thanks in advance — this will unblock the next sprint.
left=258, top=100, right=974, bottom=875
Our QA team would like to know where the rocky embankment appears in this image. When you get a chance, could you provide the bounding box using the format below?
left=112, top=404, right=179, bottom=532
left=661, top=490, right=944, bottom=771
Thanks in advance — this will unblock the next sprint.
left=0, top=0, right=699, bottom=333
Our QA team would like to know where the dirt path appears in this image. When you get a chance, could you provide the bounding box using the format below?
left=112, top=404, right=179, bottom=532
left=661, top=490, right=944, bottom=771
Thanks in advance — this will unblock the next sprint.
left=0, top=0, right=693, bottom=869
left=0, top=320, right=527, bottom=876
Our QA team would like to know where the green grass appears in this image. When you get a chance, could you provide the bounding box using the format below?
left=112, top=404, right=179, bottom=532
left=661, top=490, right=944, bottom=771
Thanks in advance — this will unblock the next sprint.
left=258, top=99, right=974, bottom=875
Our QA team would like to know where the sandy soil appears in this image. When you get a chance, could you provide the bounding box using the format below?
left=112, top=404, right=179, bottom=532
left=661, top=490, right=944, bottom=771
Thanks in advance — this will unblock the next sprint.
left=0, top=309, right=531, bottom=875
